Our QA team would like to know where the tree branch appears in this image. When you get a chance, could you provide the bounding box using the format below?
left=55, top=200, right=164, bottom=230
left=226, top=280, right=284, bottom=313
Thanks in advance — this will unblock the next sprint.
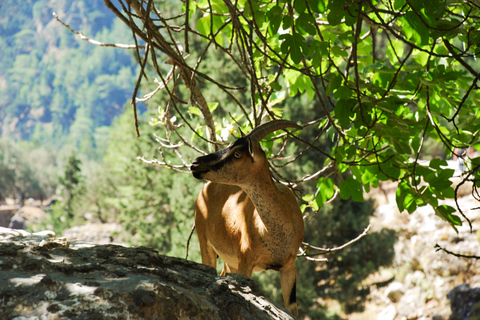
left=435, top=243, right=480, bottom=259
left=52, top=12, right=144, bottom=49
left=298, top=224, right=371, bottom=258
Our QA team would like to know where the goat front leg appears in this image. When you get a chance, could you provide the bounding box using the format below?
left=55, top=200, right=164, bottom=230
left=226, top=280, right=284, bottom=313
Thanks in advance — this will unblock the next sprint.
left=237, top=257, right=254, bottom=278
left=280, top=262, right=298, bottom=317
left=220, top=263, right=237, bottom=276
left=197, top=233, right=217, bottom=271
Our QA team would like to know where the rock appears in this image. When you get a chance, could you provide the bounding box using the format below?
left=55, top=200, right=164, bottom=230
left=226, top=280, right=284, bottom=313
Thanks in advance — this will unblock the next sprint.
left=448, top=284, right=480, bottom=320
left=385, top=281, right=404, bottom=303
left=62, top=223, right=125, bottom=244
left=0, top=205, right=19, bottom=227
left=377, top=305, right=397, bottom=320
left=404, top=270, right=426, bottom=288
left=5, top=205, right=47, bottom=230
left=397, top=286, right=424, bottom=318
left=8, top=212, right=27, bottom=229
left=0, top=227, right=293, bottom=320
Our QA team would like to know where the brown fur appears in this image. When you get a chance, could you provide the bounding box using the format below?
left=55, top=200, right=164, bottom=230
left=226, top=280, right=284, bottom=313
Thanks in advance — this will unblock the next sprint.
left=193, top=143, right=304, bottom=316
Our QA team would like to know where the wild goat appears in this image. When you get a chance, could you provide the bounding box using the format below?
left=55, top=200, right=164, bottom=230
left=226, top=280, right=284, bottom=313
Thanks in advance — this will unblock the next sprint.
left=191, top=120, right=305, bottom=316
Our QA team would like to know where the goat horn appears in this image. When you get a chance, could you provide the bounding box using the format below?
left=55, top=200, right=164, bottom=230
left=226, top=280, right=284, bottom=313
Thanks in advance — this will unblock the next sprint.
left=246, top=120, right=302, bottom=143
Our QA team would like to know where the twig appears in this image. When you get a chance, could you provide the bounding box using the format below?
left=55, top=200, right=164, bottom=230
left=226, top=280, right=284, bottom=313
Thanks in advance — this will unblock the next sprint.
left=298, top=247, right=328, bottom=262
left=52, top=12, right=144, bottom=49
left=435, top=243, right=480, bottom=259
left=137, top=156, right=190, bottom=173
left=298, top=224, right=371, bottom=258
left=136, top=67, right=176, bottom=102
left=185, top=223, right=196, bottom=259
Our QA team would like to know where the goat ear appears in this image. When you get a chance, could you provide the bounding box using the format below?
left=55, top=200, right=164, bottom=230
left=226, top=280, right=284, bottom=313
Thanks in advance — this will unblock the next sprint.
left=239, top=128, right=245, bottom=138
left=247, top=138, right=255, bottom=160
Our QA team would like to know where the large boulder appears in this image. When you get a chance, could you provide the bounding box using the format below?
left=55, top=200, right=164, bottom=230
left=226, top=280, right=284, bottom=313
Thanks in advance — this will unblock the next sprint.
left=62, top=222, right=125, bottom=244
left=448, top=284, right=480, bottom=320
left=0, top=205, right=19, bottom=227
left=8, top=205, right=47, bottom=229
left=0, top=227, right=293, bottom=320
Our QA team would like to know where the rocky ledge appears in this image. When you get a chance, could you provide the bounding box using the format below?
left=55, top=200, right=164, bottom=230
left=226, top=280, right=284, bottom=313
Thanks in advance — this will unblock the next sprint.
left=0, top=227, right=293, bottom=320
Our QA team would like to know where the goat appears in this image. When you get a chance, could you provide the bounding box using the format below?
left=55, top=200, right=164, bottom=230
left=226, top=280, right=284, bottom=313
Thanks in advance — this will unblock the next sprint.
left=191, top=120, right=305, bottom=316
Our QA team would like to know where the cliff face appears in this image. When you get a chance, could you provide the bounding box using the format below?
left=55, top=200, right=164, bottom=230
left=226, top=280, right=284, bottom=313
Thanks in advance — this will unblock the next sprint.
left=357, top=188, right=480, bottom=320
left=0, top=227, right=293, bottom=320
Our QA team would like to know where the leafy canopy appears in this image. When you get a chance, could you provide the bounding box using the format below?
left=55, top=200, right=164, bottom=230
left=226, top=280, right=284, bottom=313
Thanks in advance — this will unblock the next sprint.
left=105, top=0, right=480, bottom=230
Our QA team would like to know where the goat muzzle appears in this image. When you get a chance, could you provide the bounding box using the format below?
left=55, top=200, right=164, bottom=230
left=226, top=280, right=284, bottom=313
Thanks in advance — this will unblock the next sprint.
left=191, top=159, right=208, bottom=179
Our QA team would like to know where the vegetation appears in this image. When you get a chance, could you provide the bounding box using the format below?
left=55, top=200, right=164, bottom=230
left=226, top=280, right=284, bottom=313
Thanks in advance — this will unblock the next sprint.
left=103, top=0, right=480, bottom=230
left=0, top=0, right=138, bottom=149
left=1, top=0, right=479, bottom=318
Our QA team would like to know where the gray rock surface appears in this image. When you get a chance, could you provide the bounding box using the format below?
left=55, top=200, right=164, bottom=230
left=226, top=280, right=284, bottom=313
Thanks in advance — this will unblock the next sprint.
left=355, top=187, right=480, bottom=320
left=0, top=227, right=293, bottom=320
left=448, top=284, right=480, bottom=320
left=0, top=205, right=19, bottom=227
left=62, top=222, right=125, bottom=244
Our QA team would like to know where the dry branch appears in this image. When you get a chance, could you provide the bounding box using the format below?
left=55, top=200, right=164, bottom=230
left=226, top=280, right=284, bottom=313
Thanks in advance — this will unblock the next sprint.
left=298, top=224, right=371, bottom=260
left=52, top=12, right=143, bottom=49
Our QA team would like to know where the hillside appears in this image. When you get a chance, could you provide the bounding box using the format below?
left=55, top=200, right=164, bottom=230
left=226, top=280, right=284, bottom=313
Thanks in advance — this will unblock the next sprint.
left=0, top=0, right=138, bottom=149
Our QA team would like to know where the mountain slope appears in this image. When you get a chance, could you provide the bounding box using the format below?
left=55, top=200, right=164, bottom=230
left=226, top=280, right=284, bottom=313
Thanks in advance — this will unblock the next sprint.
left=0, top=0, right=137, bottom=149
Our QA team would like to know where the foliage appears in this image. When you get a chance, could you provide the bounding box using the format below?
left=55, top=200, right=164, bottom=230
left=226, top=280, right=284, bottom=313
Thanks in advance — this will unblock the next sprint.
left=90, top=111, right=202, bottom=259
left=0, top=138, right=46, bottom=202
left=104, top=0, right=480, bottom=231
left=97, top=0, right=480, bottom=316
left=58, top=153, right=85, bottom=221
left=5, top=0, right=479, bottom=317
left=0, top=0, right=138, bottom=151
left=36, top=152, right=87, bottom=234
left=26, top=109, right=202, bottom=261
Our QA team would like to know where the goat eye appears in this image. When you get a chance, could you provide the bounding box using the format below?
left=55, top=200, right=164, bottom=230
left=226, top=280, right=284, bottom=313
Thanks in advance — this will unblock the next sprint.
left=234, top=151, right=242, bottom=159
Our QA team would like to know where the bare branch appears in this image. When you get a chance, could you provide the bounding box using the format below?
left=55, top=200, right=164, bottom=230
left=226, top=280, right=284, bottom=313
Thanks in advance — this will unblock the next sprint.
left=52, top=12, right=143, bottom=49
left=435, top=243, right=480, bottom=259
left=136, top=69, right=176, bottom=103
left=137, top=155, right=191, bottom=173
left=298, top=224, right=371, bottom=258
left=185, top=223, right=196, bottom=259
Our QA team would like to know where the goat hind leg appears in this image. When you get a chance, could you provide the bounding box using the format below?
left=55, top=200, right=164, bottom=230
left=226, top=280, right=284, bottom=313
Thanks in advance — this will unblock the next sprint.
left=280, top=263, right=298, bottom=317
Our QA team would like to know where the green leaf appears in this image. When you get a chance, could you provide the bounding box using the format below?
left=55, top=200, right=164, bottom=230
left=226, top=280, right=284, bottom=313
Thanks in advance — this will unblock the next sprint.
left=303, top=193, right=314, bottom=202
left=196, top=15, right=225, bottom=45
left=189, top=107, right=202, bottom=117
left=403, top=11, right=429, bottom=45
left=279, top=33, right=308, bottom=64
left=334, top=99, right=354, bottom=128
left=334, top=146, right=346, bottom=163
left=320, top=177, right=335, bottom=199
left=270, top=81, right=282, bottom=91
left=379, top=157, right=402, bottom=180
left=327, top=0, right=346, bottom=26
left=267, top=6, right=283, bottom=35
left=339, top=177, right=364, bottom=202
left=429, top=158, right=448, bottom=169
left=344, top=2, right=358, bottom=26
left=308, top=0, right=325, bottom=13
left=396, top=182, right=416, bottom=213
left=211, top=0, right=229, bottom=14
left=435, top=205, right=462, bottom=231
left=208, top=102, right=219, bottom=112
left=326, top=74, right=343, bottom=95
left=334, top=86, right=353, bottom=100
left=294, top=0, right=307, bottom=14
left=296, top=13, right=317, bottom=35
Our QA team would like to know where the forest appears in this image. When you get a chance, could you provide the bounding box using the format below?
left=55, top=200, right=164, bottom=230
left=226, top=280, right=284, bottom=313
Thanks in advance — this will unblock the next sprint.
left=1, top=0, right=479, bottom=318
